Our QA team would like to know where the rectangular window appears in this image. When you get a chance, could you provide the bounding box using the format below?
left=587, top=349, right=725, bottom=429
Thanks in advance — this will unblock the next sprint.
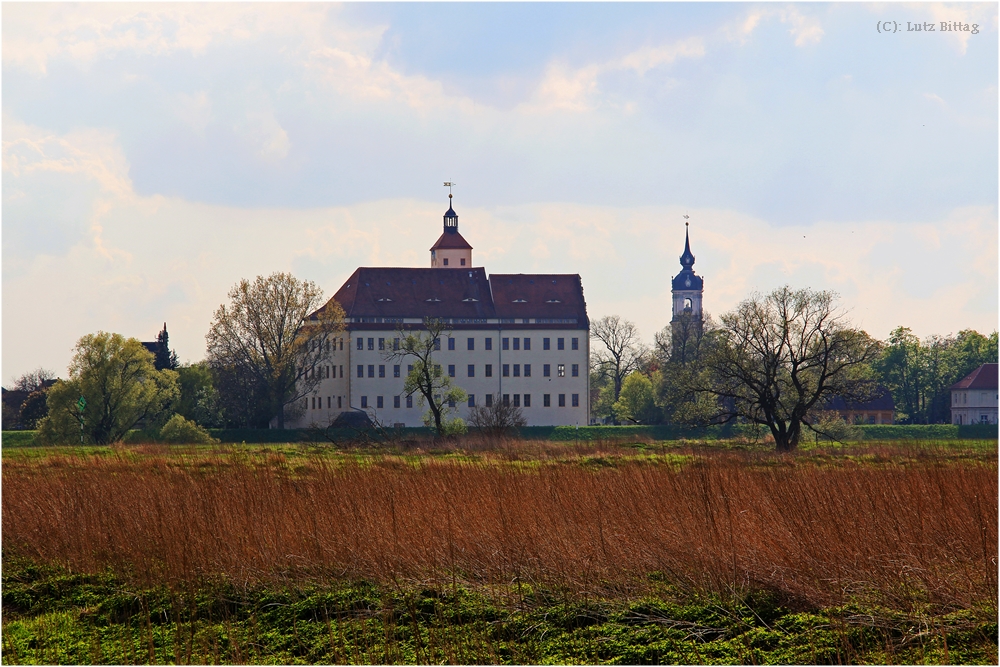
left=559, top=394, right=566, bottom=407
left=468, top=337, right=475, bottom=351
left=572, top=364, right=579, bottom=377
left=394, top=395, right=401, bottom=408
left=502, top=364, right=510, bottom=377
left=513, top=364, right=520, bottom=377
left=328, top=397, right=331, bottom=408
left=394, top=338, right=400, bottom=351
left=357, top=338, right=363, bottom=350
left=377, top=396, right=384, bottom=409
left=485, top=394, right=493, bottom=407
left=513, top=338, right=520, bottom=350
left=544, top=337, right=552, bottom=350
left=572, top=394, right=579, bottom=407
left=513, top=394, right=521, bottom=407
left=394, top=365, right=401, bottom=378
left=468, top=364, right=475, bottom=377
left=434, top=337, right=441, bottom=351
left=339, top=365, right=343, bottom=378
left=406, top=395, right=413, bottom=408
left=378, top=338, right=385, bottom=350
left=434, top=364, right=442, bottom=376
left=557, top=338, right=565, bottom=350
left=543, top=394, right=551, bottom=407
left=502, top=338, right=509, bottom=350
left=558, top=364, right=565, bottom=377
left=368, top=338, right=375, bottom=351
left=361, top=396, right=368, bottom=408
left=468, top=395, right=476, bottom=407
left=543, top=364, right=551, bottom=377
left=485, top=337, right=493, bottom=350
left=523, top=394, right=531, bottom=408
left=368, top=365, right=375, bottom=378
left=338, top=396, right=342, bottom=408
left=448, top=337, right=456, bottom=351
left=524, top=338, right=531, bottom=351
left=503, top=394, right=510, bottom=406
left=524, top=364, right=531, bottom=377
left=311, top=397, right=315, bottom=409
left=357, top=365, right=363, bottom=378
left=408, top=365, right=413, bottom=374
left=448, top=398, right=456, bottom=408
left=378, top=365, right=385, bottom=378
left=339, top=338, right=344, bottom=351
left=485, top=364, right=493, bottom=378
left=448, top=364, right=456, bottom=378
left=572, top=338, right=579, bottom=350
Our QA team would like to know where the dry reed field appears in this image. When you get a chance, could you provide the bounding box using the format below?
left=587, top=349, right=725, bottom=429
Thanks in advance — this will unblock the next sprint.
left=3, top=442, right=996, bottom=613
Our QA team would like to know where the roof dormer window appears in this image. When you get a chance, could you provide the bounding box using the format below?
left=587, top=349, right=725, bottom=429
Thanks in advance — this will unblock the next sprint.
left=426, top=297, right=441, bottom=303
left=546, top=299, right=561, bottom=303
left=513, top=298, right=528, bottom=303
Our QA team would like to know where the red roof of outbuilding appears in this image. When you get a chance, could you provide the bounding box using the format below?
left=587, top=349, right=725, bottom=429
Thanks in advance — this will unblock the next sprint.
left=950, top=363, right=998, bottom=391
left=429, top=231, right=473, bottom=250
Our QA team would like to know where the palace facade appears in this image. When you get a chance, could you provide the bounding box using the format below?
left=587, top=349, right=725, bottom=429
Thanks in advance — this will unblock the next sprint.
left=287, top=196, right=591, bottom=428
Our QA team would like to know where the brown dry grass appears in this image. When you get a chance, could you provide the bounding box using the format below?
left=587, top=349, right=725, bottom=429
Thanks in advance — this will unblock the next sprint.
left=2, top=444, right=995, bottom=612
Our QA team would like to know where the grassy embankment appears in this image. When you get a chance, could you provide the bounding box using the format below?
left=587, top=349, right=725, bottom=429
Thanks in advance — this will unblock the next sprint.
left=2, top=440, right=997, bottom=664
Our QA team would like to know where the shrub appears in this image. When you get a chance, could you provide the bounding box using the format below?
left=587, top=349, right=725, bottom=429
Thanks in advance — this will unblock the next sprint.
left=159, top=414, right=218, bottom=444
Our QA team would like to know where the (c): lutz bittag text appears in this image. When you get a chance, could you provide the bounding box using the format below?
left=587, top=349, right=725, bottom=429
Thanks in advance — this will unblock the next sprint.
left=877, top=21, right=980, bottom=34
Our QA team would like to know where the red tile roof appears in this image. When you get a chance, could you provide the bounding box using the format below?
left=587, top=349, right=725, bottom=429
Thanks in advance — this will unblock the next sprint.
left=311, top=268, right=587, bottom=328
left=430, top=231, right=473, bottom=250
left=490, top=274, right=588, bottom=323
left=950, top=363, right=998, bottom=391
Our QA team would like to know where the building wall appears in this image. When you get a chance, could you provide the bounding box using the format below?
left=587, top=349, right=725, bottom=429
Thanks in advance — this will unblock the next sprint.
left=289, top=328, right=590, bottom=428
left=951, top=389, right=999, bottom=425
left=430, top=248, right=472, bottom=268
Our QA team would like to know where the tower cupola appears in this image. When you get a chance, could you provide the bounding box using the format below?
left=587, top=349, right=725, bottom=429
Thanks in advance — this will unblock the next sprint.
left=443, top=194, right=459, bottom=233
left=430, top=185, right=473, bottom=268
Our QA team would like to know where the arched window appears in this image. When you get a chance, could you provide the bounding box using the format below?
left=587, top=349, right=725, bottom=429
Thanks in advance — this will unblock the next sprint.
left=684, top=298, right=692, bottom=310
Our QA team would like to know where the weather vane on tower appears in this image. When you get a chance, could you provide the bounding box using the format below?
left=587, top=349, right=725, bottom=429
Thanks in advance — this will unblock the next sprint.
left=443, top=181, right=455, bottom=200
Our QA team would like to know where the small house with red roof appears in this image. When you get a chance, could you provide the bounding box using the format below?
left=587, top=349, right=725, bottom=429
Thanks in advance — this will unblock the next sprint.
left=950, top=363, right=998, bottom=425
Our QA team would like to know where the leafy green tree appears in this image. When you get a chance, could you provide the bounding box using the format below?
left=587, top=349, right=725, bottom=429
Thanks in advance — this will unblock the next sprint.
left=37, top=332, right=178, bottom=445
left=705, top=287, right=879, bottom=452
left=159, top=414, right=218, bottom=444
left=17, top=389, right=50, bottom=429
left=206, top=272, right=345, bottom=429
left=174, top=362, right=224, bottom=427
left=652, top=316, right=721, bottom=426
left=589, top=370, right=616, bottom=424
left=613, top=371, right=660, bottom=424
left=387, top=319, right=466, bottom=436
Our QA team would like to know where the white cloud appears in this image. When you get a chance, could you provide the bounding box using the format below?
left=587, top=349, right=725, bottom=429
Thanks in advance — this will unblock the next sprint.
left=725, top=6, right=824, bottom=47
left=518, top=37, right=705, bottom=114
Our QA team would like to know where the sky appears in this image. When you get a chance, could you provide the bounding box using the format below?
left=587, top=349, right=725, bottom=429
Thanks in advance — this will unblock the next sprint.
left=3, top=2, right=998, bottom=382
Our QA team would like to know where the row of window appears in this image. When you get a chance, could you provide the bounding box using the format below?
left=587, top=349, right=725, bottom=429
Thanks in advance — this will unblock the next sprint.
left=308, top=396, right=344, bottom=410
left=356, top=336, right=581, bottom=352
left=352, top=363, right=580, bottom=379
left=307, top=365, right=344, bottom=379
left=354, top=393, right=581, bottom=409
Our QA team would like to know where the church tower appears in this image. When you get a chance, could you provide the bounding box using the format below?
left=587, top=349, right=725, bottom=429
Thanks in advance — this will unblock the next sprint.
left=670, top=221, right=704, bottom=360
left=430, top=193, right=473, bottom=268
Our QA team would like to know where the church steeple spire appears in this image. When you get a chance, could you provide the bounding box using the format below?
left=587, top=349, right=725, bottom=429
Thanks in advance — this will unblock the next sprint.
left=431, top=182, right=472, bottom=268
left=680, top=220, right=695, bottom=268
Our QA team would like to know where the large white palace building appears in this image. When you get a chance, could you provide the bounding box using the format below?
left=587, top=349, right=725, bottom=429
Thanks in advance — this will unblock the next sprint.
left=287, top=196, right=592, bottom=428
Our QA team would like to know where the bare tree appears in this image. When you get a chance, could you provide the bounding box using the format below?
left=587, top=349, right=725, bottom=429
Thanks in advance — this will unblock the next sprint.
left=386, top=318, right=466, bottom=436
left=206, top=272, right=345, bottom=429
left=590, top=315, right=647, bottom=405
left=11, top=368, right=56, bottom=393
left=705, top=286, right=879, bottom=452
left=468, top=399, right=527, bottom=445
